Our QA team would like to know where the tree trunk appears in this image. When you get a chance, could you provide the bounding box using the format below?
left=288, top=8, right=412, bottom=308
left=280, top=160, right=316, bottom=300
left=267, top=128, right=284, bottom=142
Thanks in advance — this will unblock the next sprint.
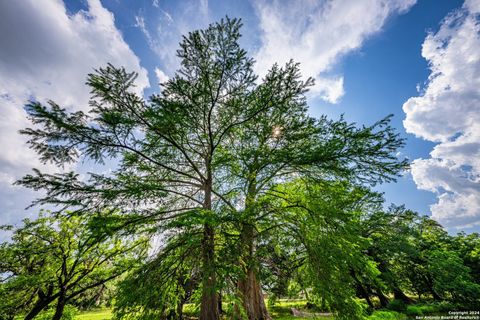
left=199, top=178, right=220, bottom=320
left=393, top=287, right=412, bottom=304
left=237, top=224, right=271, bottom=320
left=426, top=275, right=441, bottom=301
left=238, top=266, right=271, bottom=320
left=375, top=289, right=390, bottom=307
left=359, top=285, right=374, bottom=309
left=376, top=262, right=411, bottom=304
left=350, top=269, right=373, bottom=309
left=430, top=288, right=441, bottom=301
left=200, top=223, right=219, bottom=320
left=52, top=290, right=66, bottom=320
left=176, top=299, right=184, bottom=320
left=24, top=297, right=51, bottom=320
left=24, top=304, right=47, bottom=320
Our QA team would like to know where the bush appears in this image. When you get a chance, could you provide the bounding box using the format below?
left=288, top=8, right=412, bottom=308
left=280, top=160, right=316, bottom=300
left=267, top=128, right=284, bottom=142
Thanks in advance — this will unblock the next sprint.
left=368, top=310, right=407, bottom=320
left=435, top=301, right=457, bottom=312
left=387, top=299, right=407, bottom=312
left=405, top=305, right=424, bottom=316
left=407, top=303, right=443, bottom=316
left=37, top=305, right=78, bottom=320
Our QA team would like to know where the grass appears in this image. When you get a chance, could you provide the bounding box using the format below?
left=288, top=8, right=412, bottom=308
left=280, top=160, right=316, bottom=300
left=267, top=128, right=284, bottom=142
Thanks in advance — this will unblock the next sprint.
left=72, top=300, right=456, bottom=319
left=74, top=299, right=333, bottom=319
left=76, top=309, right=112, bottom=320
left=367, top=310, right=407, bottom=320
left=269, top=299, right=333, bottom=319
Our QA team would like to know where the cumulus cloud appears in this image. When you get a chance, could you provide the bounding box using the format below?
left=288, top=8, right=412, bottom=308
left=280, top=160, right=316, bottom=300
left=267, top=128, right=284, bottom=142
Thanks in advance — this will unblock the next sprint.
left=155, top=67, right=170, bottom=85
left=403, top=0, right=480, bottom=230
left=252, top=0, right=416, bottom=103
left=0, top=0, right=149, bottom=224
left=140, top=0, right=415, bottom=103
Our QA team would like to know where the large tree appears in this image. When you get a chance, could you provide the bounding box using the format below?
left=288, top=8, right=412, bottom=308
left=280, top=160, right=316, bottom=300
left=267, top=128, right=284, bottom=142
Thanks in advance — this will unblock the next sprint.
left=0, top=211, right=145, bottom=320
left=17, top=16, right=409, bottom=319
left=17, top=18, right=265, bottom=320
left=222, top=62, right=407, bottom=318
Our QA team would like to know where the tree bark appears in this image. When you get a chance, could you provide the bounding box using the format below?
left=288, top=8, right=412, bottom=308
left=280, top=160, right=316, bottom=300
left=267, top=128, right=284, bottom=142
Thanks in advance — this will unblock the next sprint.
left=200, top=223, right=219, bottom=320
left=350, top=269, right=373, bottom=309
left=237, top=224, right=271, bottom=320
left=199, top=177, right=220, bottom=320
left=238, top=267, right=271, bottom=320
left=375, top=289, right=390, bottom=307
left=52, top=290, right=66, bottom=320
left=24, top=302, right=48, bottom=320
left=393, top=287, right=412, bottom=304
left=24, top=295, right=54, bottom=320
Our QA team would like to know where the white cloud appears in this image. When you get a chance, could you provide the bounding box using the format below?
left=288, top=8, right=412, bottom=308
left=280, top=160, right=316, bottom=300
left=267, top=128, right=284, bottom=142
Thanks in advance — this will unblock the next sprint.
left=135, top=14, right=150, bottom=41
left=141, top=0, right=414, bottom=103
left=155, top=67, right=170, bottom=85
left=252, top=0, right=417, bottom=103
left=403, top=0, right=480, bottom=229
left=0, top=0, right=149, bottom=224
left=135, top=0, right=210, bottom=75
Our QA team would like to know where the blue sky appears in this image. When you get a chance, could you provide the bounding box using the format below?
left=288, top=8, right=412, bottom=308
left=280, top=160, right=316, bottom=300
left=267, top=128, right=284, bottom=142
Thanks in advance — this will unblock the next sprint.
left=0, top=0, right=479, bottom=233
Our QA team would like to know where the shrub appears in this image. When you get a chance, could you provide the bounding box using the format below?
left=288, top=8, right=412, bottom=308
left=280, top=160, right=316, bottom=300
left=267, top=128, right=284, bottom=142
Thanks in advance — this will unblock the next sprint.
left=368, top=310, right=407, bottom=320
left=405, top=305, right=424, bottom=316
left=37, top=305, right=78, bottom=320
left=387, top=299, right=407, bottom=312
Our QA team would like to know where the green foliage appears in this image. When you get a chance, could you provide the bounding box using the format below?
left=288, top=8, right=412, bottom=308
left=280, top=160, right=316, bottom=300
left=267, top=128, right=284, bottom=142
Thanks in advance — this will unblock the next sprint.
left=368, top=310, right=407, bottom=320
left=427, top=249, right=480, bottom=302
left=113, top=232, right=201, bottom=319
left=360, top=204, right=480, bottom=309
left=386, top=300, right=407, bottom=312
left=37, top=305, right=78, bottom=320
left=13, top=12, right=422, bottom=320
left=268, top=180, right=378, bottom=320
left=451, top=232, right=480, bottom=283
left=0, top=211, right=146, bottom=319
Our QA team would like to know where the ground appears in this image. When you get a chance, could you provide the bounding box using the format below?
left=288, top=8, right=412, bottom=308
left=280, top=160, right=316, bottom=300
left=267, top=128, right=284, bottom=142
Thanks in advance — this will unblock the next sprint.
left=22, top=297, right=448, bottom=319
left=74, top=299, right=410, bottom=319
left=75, top=300, right=332, bottom=320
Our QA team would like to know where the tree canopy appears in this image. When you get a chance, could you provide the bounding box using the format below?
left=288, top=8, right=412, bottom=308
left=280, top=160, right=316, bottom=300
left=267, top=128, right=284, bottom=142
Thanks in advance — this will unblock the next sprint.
left=0, top=211, right=146, bottom=320
left=8, top=17, right=479, bottom=320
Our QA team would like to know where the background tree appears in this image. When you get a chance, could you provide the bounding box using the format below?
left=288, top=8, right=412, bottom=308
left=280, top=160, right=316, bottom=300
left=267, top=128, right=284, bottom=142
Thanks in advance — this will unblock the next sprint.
left=451, top=232, right=480, bottom=284
left=360, top=205, right=420, bottom=304
left=113, top=224, right=202, bottom=319
left=360, top=205, right=480, bottom=307
left=0, top=211, right=146, bottom=320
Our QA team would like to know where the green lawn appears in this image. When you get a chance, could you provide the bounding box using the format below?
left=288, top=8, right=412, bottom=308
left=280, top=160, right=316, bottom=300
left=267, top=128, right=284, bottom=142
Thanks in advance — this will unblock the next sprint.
left=76, top=309, right=112, bottom=320
left=73, top=301, right=409, bottom=320
left=74, top=300, right=333, bottom=319
left=269, top=299, right=333, bottom=320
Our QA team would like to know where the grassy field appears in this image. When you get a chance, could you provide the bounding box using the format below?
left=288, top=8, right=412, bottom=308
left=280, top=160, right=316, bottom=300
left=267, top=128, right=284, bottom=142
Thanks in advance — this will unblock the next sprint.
left=74, top=300, right=333, bottom=320
left=74, top=300, right=412, bottom=319
left=76, top=309, right=112, bottom=320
